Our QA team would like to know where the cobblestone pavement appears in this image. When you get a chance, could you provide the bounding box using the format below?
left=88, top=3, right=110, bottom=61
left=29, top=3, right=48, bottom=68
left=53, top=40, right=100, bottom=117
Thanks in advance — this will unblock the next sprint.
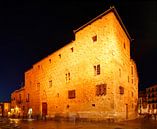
left=0, top=118, right=157, bottom=129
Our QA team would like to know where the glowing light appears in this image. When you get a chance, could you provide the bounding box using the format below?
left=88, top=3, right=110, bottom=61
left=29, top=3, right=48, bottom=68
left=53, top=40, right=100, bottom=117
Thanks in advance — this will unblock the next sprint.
left=15, top=106, right=19, bottom=111
left=8, top=112, right=11, bottom=115
left=11, top=108, right=14, bottom=112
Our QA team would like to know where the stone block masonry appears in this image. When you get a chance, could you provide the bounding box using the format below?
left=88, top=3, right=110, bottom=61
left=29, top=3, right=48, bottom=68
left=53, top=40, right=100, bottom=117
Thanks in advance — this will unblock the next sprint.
left=11, top=6, right=138, bottom=122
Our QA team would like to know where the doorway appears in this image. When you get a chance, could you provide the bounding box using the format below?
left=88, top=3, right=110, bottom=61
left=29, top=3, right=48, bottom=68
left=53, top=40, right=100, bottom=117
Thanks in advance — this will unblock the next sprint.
left=42, top=102, right=47, bottom=116
left=126, top=104, right=128, bottom=119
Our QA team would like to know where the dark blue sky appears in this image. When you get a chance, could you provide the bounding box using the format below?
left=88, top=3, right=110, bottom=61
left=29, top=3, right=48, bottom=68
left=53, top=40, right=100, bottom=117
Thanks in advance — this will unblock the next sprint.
left=0, top=1, right=157, bottom=101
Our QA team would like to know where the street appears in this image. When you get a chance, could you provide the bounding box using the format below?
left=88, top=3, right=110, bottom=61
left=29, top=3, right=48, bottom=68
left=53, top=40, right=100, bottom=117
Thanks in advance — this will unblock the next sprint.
left=0, top=118, right=157, bottom=129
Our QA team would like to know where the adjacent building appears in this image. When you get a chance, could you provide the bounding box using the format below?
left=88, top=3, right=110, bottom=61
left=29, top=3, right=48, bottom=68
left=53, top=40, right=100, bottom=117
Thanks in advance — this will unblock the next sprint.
left=0, top=102, right=10, bottom=117
left=146, top=85, right=157, bottom=114
left=138, top=90, right=147, bottom=114
left=11, top=6, right=138, bottom=121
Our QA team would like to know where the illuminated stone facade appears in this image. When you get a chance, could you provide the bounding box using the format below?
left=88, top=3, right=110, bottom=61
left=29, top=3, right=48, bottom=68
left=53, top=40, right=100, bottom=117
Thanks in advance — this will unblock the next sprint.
left=11, top=7, right=138, bottom=121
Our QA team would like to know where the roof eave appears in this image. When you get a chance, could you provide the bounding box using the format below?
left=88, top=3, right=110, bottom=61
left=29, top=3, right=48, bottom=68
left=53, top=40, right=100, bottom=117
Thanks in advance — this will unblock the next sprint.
left=73, top=6, right=132, bottom=41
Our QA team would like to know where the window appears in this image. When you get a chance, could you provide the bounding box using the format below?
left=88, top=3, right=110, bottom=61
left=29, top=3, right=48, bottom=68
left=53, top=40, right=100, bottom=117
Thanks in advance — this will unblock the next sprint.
left=149, top=104, right=150, bottom=109
left=37, top=83, right=40, bottom=88
left=119, top=86, right=124, bottom=94
left=65, top=73, right=67, bottom=82
left=131, top=66, right=133, bottom=75
left=57, top=93, right=59, bottom=97
left=132, top=79, right=133, bottom=84
left=38, top=65, right=40, bottom=69
left=68, top=73, right=70, bottom=80
left=128, top=76, right=130, bottom=83
left=96, top=84, right=107, bottom=96
left=49, top=59, right=51, bottom=63
left=66, top=72, right=70, bottom=82
left=49, top=80, right=52, bottom=88
left=92, top=35, right=97, bottom=42
left=68, top=90, right=76, bottom=99
left=153, top=104, right=155, bottom=109
left=71, top=47, right=74, bottom=52
left=59, top=54, right=61, bottom=58
left=67, top=105, right=70, bottom=108
left=94, top=64, right=100, bottom=75
left=119, top=69, right=121, bottom=77
left=92, top=104, right=95, bottom=107
left=132, top=92, right=133, bottom=97
left=26, top=93, right=30, bottom=102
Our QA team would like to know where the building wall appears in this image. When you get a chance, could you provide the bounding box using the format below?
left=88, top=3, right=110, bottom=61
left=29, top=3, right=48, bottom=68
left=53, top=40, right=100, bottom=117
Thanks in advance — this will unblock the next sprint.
left=11, top=88, right=25, bottom=117
left=0, top=102, right=10, bottom=117
left=11, top=8, right=138, bottom=121
left=146, top=85, right=157, bottom=114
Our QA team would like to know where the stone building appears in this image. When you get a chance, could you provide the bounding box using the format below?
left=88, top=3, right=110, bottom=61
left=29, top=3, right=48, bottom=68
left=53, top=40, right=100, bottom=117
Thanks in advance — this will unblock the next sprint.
left=146, top=85, right=157, bottom=114
left=11, top=6, right=138, bottom=121
left=0, top=102, right=10, bottom=117
left=11, top=87, right=26, bottom=117
left=138, top=90, right=147, bottom=114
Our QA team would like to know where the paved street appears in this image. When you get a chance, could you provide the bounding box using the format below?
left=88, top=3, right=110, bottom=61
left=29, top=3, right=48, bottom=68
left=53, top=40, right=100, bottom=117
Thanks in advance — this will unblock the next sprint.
left=0, top=118, right=157, bottom=129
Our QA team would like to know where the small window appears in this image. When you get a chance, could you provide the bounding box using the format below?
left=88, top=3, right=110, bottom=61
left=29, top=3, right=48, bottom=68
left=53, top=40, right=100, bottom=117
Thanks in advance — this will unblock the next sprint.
left=132, top=79, right=133, bottom=84
left=49, top=80, right=52, bottom=88
left=67, top=105, right=70, bottom=108
left=92, top=35, right=97, bottom=42
left=68, top=90, right=75, bottom=99
left=97, top=65, right=100, bottom=75
left=132, top=92, right=133, bottom=97
left=128, top=76, right=129, bottom=83
left=119, top=86, right=124, bottom=95
left=26, top=93, right=30, bottom=102
left=65, top=72, right=70, bottom=82
left=131, top=66, right=133, bottom=75
left=92, top=104, right=95, bottom=107
left=59, top=54, right=61, bottom=58
left=68, top=72, right=70, bottom=80
left=57, top=93, right=59, bottom=97
left=65, top=73, right=67, bottom=82
left=149, top=104, right=150, bottom=109
left=38, top=65, right=40, bottom=69
left=94, top=64, right=100, bottom=75
left=71, top=47, right=74, bottom=52
left=37, top=83, right=40, bottom=87
left=49, top=59, right=51, bottom=63
left=94, top=66, right=96, bottom=75
left=96, top=84, right=107, bottom=96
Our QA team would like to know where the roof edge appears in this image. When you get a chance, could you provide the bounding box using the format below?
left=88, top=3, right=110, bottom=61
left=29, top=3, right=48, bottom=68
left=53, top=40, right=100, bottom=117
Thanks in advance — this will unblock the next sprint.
left=73, top=6, right=132, bottom=41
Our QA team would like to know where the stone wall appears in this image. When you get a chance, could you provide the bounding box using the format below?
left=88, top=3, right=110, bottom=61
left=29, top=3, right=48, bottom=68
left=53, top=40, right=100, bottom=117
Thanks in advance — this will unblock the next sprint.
left=11, top=7, right=138, bottom=121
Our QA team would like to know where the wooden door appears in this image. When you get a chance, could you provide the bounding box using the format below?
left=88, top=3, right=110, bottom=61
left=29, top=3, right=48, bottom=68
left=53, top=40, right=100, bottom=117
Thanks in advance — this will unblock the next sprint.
left=42, top=102, right=47, bottom=116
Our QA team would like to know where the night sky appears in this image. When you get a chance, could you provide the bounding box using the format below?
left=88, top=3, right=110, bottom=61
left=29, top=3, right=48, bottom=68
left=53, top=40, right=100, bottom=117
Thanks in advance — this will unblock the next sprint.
left=0, top=1, right=157, bottom=101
